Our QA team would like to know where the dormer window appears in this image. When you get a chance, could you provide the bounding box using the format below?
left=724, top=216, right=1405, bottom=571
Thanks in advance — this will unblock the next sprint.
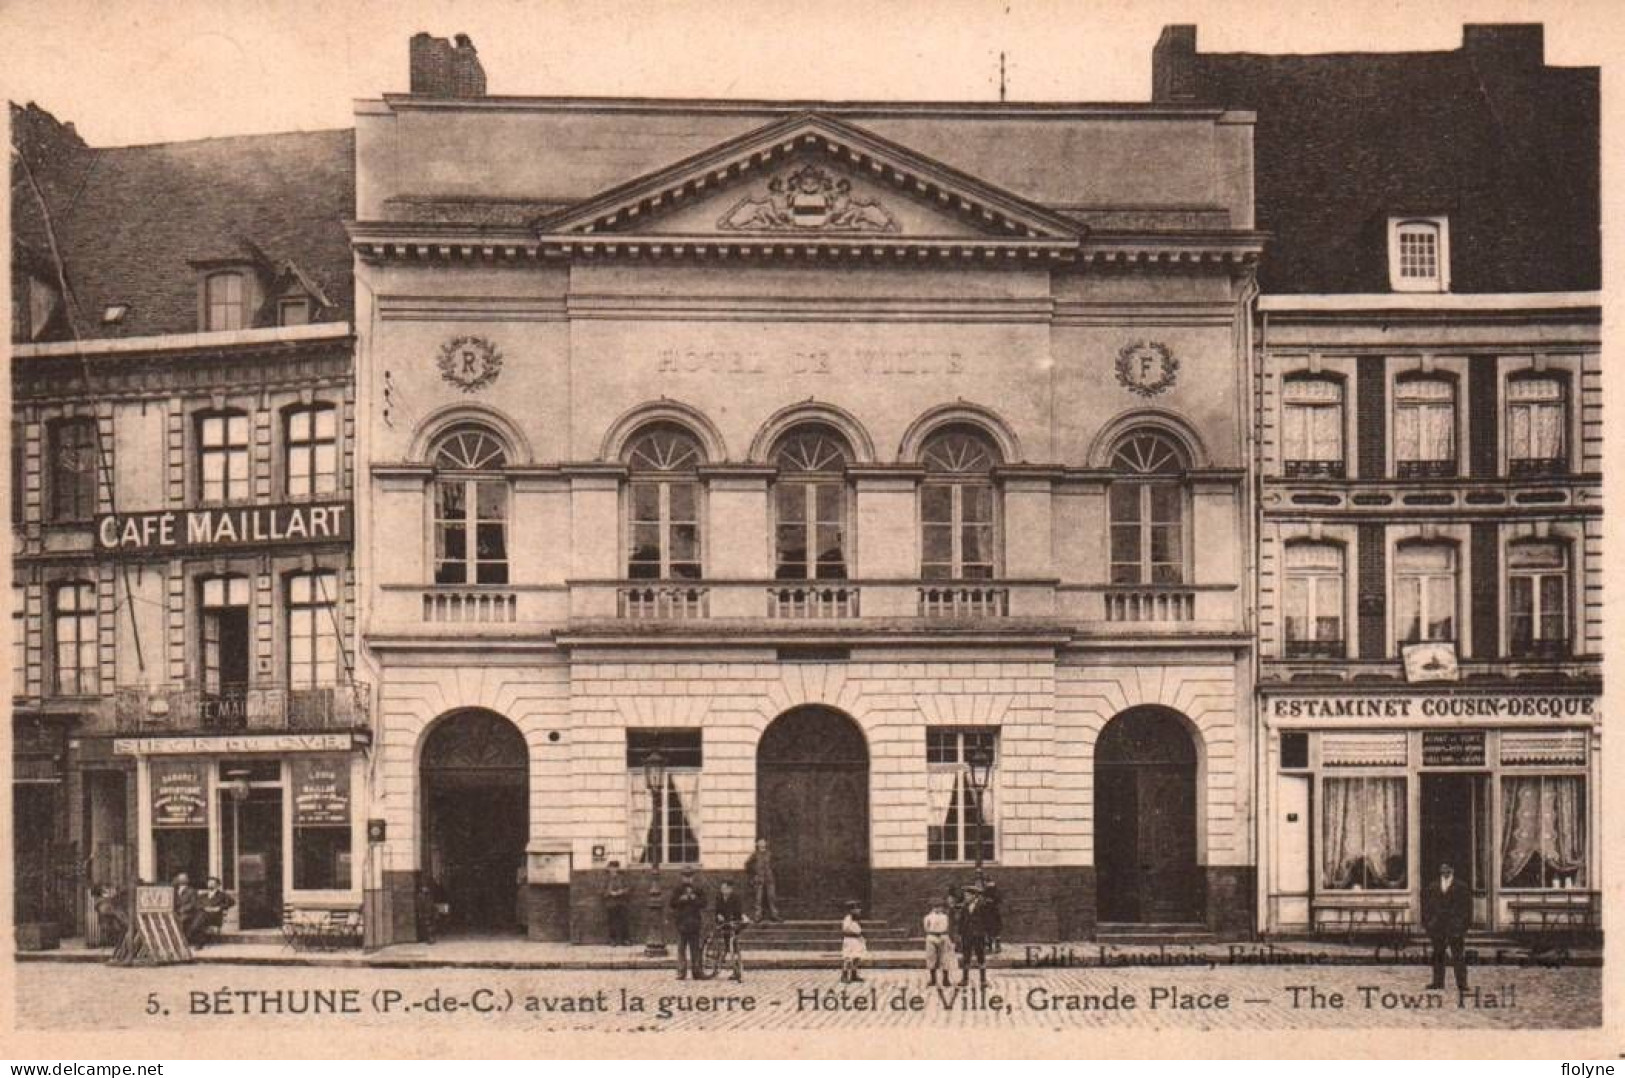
left=277, top=296, right=311, bottom=326
left=204, top=271, right=248, bottom=331
left=1388, top=217, right=1449, bottom=292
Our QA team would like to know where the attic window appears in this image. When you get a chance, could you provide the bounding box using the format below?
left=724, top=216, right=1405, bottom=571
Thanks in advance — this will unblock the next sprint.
left=1388, top=217, right=1449, bottom=293
left=278, top=296, right=311, bottom=326
left=204, top=271, right=247, bottom=330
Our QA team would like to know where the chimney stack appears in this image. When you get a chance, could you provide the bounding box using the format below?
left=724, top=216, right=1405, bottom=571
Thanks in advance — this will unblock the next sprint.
left=1152, top=25, right=1199, bottom=102
left=1462, top=24, right=1545, bottom=71
left=409, top=32, right=487, bottom=98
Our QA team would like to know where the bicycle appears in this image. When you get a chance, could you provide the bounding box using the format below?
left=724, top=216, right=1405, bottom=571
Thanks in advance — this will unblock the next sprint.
left=702, top=918, right=748, bottom=979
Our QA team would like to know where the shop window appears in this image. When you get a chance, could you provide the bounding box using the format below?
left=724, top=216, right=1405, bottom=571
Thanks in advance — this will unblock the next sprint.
left=285, top=404, right=338, bottom=497
left=204, top=271, right=247, bottom=331
left=1507, top=541, right=1570, bottom=659
left=1108, top=429, right=1187, bottom=585
left=1281, top=375, right=1345, bottom=478
left=1501, top=776, right=1586, bottom=889
left=1283, top=541, right=1345, bottom=658
left=287, top=571, right=339, bottom=688
left=48, top=418, right=98, bottom=523
left=1388, top=217, right=1449, bottom=293
left=197, top=410, right=251, bottom=503
left=925, top=727, right=998, bottom=863
left=1321, top=776, right=1407, bottom=889
left=626, top=730, right=702, bottom=865
left=1394, top=541, right=1457, bottom=646
left=1506, top=375, right=1568, bottom=477
left=431, top=424, right=510, bottom=585
left=51, top=580, right=97, bottom=696
left=290, top=757, right=353, bottom=891
left=920, top=426, right=999, bottom=581
left=1393, top=376, right=1457, bottom=478
left=152, top=759, right=210, bottom=886
left=624, top=424, right=705, bottom=581
left=772, top=426, right=851, bottom=580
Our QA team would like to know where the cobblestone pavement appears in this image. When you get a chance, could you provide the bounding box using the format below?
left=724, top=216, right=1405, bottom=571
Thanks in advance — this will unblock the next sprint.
left=15, top=960, right=1599, bottom=1033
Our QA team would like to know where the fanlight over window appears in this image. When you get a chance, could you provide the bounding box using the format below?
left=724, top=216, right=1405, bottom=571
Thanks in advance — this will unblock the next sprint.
left=773, top=427, right=852, bottom=473
left=1110, top=430, right=1187, bottom=475
left=433, top=424, right=509, bottom=471
left=625, top=424, right=706, bottom=472
left=922, top=427, right=1000, bottom=474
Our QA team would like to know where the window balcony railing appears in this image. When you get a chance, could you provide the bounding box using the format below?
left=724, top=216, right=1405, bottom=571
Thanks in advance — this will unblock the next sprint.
left=422, top=589, right=517, bottom=624
left=917, top=585, right=1009, bottom=619
left=1285, top=638, right=1346, bottom=659
left=767, top=584, right=860, bottom=619
left=114, top=681, right=370, bottom=736
left=1509, top=457, right=1568, bottom=478
left=1396, top=459, right=1457, bottom=479
left=1284, top=459, right=1346, bottom=479
left=618, top=583, right=709, bottom=619
left=1508, top=637, right=1571, bottom=661
left=1101, top=587, right=1195, bottom=623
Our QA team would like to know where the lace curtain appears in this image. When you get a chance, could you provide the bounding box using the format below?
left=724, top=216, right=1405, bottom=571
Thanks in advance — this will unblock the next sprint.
left=1501, top=776, right=1585, bottom=887
left=1394, top=380, right=1455, bottom=462
left=1321, top=777, right=1406, bottom=889
left=926, top=767, right=996, bottom=863
left=1282, top=379, right=1343, bottom=462
left=628, top=770, right=702, bottom=865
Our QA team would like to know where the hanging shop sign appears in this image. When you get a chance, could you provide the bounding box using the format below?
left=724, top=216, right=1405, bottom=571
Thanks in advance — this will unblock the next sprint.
left=1422, top=729, right=1487, bottom=767
left=290, top=756, right=351, bottom=826
left=150, top=760, right=208, bottom=828
left=96, top=501, right=350, bottom=555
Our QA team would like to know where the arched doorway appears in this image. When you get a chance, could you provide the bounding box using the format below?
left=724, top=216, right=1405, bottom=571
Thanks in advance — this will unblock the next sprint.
left=756, top=707, right=869, bottom=918
left=1094, top=707, right=1200, bottom=924
left=420, top=710, right=528, bottom=934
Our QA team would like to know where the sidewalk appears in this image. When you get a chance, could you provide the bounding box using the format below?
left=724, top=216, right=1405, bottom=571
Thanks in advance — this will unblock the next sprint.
left=17, top=935, right=1600, bottom=970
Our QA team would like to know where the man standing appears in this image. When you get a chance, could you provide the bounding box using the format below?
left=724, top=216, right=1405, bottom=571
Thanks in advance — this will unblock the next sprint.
left=172, top=874, right=199, bottom=942
left=604, top=862, right=632, bottom=946
left=744, top=838, right=780, bottom=923
left=957, top=884, right=989, bottom=988
left=1422, top=861, right=1472, bottom=991
left=670, top=869, right=707, bottom=980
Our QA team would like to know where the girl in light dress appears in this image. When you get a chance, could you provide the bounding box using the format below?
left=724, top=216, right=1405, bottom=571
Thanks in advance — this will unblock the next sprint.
left=840, top=901, right=867, bottom=983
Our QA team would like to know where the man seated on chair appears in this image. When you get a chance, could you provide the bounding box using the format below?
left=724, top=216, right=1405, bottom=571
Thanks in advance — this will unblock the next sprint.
left=190, top=876, right=236, bottom=947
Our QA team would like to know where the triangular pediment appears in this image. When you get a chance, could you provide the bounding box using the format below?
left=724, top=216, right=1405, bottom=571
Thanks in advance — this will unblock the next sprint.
left=536, top=113, right=1082, bottom=247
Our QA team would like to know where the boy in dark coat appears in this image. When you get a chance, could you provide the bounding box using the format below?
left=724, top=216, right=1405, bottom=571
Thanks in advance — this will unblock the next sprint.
left=670, top=870, right=708, bottom=980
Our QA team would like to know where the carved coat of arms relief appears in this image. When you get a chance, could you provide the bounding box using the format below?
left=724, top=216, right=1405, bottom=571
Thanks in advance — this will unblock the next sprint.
left=718, top=164, right=899, bottom=233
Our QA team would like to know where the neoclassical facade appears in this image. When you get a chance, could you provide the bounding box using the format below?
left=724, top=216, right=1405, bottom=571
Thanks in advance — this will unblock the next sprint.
left=351, top=45, right=1262, bottom=944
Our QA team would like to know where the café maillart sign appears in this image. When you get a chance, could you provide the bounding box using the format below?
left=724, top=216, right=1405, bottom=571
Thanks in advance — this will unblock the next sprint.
left=96, top=501, right=351, bottom=556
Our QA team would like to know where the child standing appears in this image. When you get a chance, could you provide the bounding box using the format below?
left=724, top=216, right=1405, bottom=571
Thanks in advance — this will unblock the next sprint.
left=840, top=901, right=867, bottom=984
left=922, top=899, right=952, bottom=986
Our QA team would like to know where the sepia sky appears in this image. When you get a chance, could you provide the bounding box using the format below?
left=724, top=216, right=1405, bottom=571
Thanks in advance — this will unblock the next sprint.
left=0, top=0, right=1612, bottom=147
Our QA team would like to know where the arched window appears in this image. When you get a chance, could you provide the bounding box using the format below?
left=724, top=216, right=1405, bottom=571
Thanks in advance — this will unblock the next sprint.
left=285, top=403, right=338, bottom=497
left=624, top=424, right=706, bottom=580
left=196, top=409, right=250, bottom=503
left=431, top=423, right=509, bottom=585
left=1394, top=541, right=1457, bottom=645
left=1283, top=541, right=1346, bottom=657
left=920, top=426, right=999, bottom=580
left=1507, top=540, right=1569, bottom=658
left=1281, top=374, right=1345, bottom=478
left=772, top=425, right=852, bottom=580
left=1506, top=374, right=1568, bottom=476
left=1108, top=430, right=1187, bottom=585
left=1394, top=375, right=1457, bottom=478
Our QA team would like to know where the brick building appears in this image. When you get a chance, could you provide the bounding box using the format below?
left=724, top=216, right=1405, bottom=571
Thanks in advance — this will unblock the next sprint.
left=9, top=104, right=364, bottom=943
left=1154, top=25, right=1602, bottom=935
left=351, top=36, right=1262, bottom=944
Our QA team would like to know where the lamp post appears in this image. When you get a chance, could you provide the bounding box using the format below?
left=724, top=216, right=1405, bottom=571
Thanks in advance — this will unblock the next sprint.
left=965, top=744, right=994, bottom=888
left=225, top=770, right=252, bottom=931
left=642, top=750, right=668, bottom=958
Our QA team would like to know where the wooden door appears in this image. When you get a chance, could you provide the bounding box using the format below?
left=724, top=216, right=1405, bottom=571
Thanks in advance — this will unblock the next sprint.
left=1136, top=766, right=1198, bottom=921
left=757, top=708, right=869, bottom=919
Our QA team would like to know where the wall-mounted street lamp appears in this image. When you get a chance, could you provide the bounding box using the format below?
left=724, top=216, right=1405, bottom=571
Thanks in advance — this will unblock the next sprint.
left=642, top=750, right=668, bottom=958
